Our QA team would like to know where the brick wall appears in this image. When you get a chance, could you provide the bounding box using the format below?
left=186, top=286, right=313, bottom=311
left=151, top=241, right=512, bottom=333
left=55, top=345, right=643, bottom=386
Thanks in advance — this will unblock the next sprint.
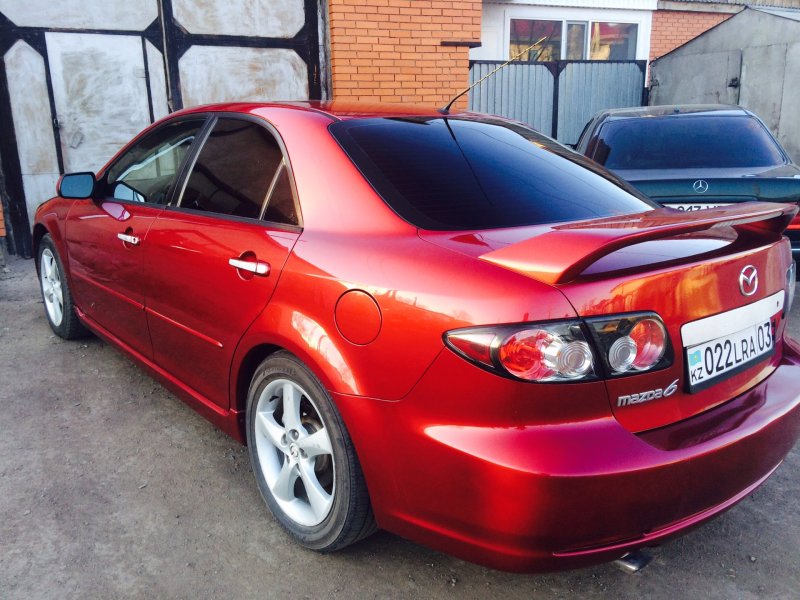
left=650, top=10, right=731, bottom=61
left=328, top=0, right=482, bottom=107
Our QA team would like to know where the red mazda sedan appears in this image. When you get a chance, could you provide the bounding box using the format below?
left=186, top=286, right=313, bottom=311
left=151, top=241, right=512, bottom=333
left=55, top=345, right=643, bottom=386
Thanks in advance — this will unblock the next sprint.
left=33, top=103, right=800, bottom=572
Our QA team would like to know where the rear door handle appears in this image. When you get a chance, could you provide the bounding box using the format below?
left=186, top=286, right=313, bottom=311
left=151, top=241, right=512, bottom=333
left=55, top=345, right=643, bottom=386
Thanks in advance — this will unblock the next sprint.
left=228, top=258, right=270, bottom=276
left=117, top=232, right=140, bottom=246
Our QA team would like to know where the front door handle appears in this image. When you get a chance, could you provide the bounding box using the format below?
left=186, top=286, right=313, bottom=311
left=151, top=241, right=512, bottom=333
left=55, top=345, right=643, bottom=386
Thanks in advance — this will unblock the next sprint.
left=117, top=232, right=140, bottom=246
left=229, top=257, right=270, bottom=276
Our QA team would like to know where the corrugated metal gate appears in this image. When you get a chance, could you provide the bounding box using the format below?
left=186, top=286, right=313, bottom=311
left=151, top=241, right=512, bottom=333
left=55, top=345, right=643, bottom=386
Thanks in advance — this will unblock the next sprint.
left=468, top=60, right=646, bottom=145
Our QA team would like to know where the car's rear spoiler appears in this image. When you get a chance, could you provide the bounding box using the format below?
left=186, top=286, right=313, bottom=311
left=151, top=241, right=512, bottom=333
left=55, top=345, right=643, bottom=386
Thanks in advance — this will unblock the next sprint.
left=479, top=202, right=798, bottom=285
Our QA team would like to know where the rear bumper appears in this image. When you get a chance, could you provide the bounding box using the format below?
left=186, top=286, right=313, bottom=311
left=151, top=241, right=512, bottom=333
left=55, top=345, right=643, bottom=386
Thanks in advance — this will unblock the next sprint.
left=334, top=338, right=800, bottom=572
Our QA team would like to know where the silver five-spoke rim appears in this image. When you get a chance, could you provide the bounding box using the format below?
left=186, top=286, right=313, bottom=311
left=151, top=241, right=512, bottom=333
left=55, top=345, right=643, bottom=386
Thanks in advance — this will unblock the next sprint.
left=254, top=378, right=335, bottom=526
left=40, top=248, right=64, bottom=327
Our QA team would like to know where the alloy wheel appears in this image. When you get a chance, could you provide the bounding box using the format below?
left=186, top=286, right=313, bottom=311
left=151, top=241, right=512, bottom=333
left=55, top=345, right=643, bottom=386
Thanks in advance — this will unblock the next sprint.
left=253, top=378, right=335, bottom=526
left=40, top=248, right=64, bottom=327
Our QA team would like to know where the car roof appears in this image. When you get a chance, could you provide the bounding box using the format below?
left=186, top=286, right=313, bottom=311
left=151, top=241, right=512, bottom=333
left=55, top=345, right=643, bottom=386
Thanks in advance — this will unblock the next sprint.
left=171, top=101, right=452, bottom=122
left=594, top=104, right=753, bottom=121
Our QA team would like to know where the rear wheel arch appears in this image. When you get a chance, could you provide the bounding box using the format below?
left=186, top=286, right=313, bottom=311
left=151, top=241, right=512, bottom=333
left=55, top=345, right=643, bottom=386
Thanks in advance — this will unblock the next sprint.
left=232, top=309, right=360, bottom=403
left=233, top=339, right=344, bottom=440
left=231, top=326, right=352, bottom=439
left=235, top=343, right=282, bottom=419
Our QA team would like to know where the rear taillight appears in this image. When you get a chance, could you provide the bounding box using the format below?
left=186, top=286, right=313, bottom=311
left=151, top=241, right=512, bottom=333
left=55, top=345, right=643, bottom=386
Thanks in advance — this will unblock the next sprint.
left=585, top=313, right=672, bottom=376
left=445, top=321, right=595, bottom=382
left=787, top=262, right=796, bottom=315
left=445, top=313, right=672, bottom=383
left=499, top=328, right=593, bottom=381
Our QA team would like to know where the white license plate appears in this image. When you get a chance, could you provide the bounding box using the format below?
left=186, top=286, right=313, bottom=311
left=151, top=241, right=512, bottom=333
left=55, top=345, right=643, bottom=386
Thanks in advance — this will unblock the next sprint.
left=666, top=203, right=731, bottom=212
left=681, top=291, right=784, bottom=392
left=685, top=320, right=774, bottom=391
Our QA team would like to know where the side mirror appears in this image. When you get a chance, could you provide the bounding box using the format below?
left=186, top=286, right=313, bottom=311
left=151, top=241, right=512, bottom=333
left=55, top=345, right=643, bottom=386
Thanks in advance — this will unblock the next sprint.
left=58, top=172, right=96, bottom=199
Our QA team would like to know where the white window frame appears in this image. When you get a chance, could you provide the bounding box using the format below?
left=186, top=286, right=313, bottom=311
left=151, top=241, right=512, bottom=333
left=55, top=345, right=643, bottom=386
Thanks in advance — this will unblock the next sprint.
left=502, top=6, right=651, bottom=62
left=564, top=21, right=589, bottom=60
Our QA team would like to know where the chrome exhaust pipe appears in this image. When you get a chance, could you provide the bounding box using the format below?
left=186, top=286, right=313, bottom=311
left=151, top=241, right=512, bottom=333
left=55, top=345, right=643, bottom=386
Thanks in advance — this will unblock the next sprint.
left=614, top=550, right=653, bottom=574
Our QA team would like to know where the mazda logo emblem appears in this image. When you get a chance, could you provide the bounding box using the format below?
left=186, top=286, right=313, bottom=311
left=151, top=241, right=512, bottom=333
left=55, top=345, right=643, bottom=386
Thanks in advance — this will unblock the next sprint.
left=693, top=180, right=709, bottom=194
left=739, top=265, right=758, bottom=297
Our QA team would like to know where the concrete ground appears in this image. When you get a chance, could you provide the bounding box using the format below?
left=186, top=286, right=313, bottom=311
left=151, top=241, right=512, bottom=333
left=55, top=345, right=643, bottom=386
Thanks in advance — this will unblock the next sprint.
left=1, top=253, right=799, bottom=600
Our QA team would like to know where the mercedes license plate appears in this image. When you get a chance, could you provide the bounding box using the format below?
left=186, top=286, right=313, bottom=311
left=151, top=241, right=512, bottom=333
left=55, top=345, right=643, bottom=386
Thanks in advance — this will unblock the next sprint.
left=666, top=203, right=731, bottom=212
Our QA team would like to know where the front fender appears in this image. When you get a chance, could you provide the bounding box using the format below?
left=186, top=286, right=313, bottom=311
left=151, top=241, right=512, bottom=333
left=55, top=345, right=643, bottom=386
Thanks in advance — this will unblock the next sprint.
left=33, top=198, right=74, bottom=275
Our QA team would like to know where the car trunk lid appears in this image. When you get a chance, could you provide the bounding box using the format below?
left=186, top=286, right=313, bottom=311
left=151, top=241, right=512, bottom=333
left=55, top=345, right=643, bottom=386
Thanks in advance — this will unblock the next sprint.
left=475, top=203, right=796, bottom=432
left=616, top=165, right=800, bottom=210
left=477, top=203, right=793, bottom=285
left=627, top=175, right=800, bottom=207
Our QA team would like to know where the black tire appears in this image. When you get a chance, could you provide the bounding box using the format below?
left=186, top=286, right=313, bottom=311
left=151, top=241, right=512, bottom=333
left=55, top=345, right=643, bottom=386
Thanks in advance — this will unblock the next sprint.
left=37, top=234, right=88, bottom=339
left=246, top=351, right=376, bottom=551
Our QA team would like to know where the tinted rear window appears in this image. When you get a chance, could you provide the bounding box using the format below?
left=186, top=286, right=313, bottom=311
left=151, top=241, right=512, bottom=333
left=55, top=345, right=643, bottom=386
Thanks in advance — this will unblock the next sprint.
left=593, top=115, right=786, bottom=170
left=329, top=117, right=655, bottom=231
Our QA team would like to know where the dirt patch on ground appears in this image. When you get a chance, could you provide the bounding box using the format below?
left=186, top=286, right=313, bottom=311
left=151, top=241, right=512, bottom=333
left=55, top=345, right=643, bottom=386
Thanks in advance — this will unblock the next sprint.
left=1, top=254, right=798, bottom=599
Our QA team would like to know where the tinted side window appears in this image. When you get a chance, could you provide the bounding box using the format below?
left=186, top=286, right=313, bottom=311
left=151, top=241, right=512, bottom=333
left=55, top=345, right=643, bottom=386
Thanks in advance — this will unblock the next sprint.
left=574, top=119, right=593, bottom=154
left=180, top=118, right=283, bottom=219
left=594, top=115, right=786, bottom=170
left=263, top=164, right=299, bottom=226
left=103, top=119, right=204, bottom=204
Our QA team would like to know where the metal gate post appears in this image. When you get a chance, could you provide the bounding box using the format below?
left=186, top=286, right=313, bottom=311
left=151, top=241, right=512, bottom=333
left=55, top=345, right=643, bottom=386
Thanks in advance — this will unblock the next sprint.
left=0, top=33, right=32, bottom=257
left=547, top=61, right=567, bottom=139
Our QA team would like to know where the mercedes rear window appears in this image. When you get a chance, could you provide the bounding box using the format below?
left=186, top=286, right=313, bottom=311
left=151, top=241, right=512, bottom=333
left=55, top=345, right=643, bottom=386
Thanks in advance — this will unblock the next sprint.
left=593, top=115, right=786, bottom=170
left=329, top=117, right=655, bottom=231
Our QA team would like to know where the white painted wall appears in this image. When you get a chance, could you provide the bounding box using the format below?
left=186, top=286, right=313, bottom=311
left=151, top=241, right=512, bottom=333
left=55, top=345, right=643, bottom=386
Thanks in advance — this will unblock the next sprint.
left=46, top=32, right=156, bottom=173
left=179, top=47, right=309, bottom=106
left=471, top=1, right=654, bottom=61
left=0, top=0, right=317, bottom=231
left=4, top=41, right=60, bottom=229
left=0, top=0, right=157, bottom=30
left=173, top=0, right=305, bottom=38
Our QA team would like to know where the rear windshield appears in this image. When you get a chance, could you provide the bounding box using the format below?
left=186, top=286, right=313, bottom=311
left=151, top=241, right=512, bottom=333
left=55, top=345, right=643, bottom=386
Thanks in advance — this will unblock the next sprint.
left=329, top=117, right=655, bottom=231
left=593, top=115, right=786, bottom=170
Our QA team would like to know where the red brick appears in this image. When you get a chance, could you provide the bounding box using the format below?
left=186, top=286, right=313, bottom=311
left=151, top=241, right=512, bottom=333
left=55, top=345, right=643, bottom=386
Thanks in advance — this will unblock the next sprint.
left=328, top=0, right=480, bottom=103
left=650, top=10, right=730, bottom=60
